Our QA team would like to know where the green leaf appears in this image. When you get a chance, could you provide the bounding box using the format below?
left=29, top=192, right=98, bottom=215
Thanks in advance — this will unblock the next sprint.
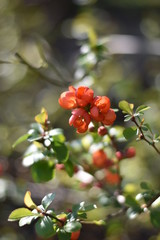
left=64, top=221, right=82, bottom=233
left=124, top=115, right=132, bottom=122
left=136, top=105, right=150, bottom=113
left=150, top=208, right=160, bottom=228
left=8, top=208, right=37, bottom=221
left=12, top=134, right=30, bottom=148
left=125, top=195, right=142, bottom=213
left=140, top=182, right=151, bottom=190
left=119, top=100, right=134, bottom=115
left=35, top=216, right=56, bottom=238
left=19, top=215, right=38, bottom=227
left=123, top=127, right=137, bottom=140
left=58, top=230, right=71, bottom=240
left=51, top=141, right=69, bottom=163
left=82, top=203, right=97, bottom=212
left=31, top=160, right=55, bottom=182
left=42, top=193, right=56, bottom=210
left=27, top=131, right=42, bottom=142
left=64, top=161, right=74, bottom=177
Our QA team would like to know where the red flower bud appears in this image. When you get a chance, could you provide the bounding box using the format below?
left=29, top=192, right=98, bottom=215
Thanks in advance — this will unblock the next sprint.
left=98, top=126, right=107, bottom=136
left=125, top=147, right=136, bottom=158
left=115, top=151, right=124, bottom=161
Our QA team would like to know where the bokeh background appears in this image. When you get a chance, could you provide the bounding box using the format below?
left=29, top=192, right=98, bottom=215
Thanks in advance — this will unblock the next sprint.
left=0, top=0, right=160, bottom=239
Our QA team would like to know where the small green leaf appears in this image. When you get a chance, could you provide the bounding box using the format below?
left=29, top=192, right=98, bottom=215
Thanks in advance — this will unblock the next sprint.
left=125, top=195, right=142, bottom=213
left=58, top=230, right=71, bottom=240
left=119, top=100, right=134, bottom=115
left=42, top=193, right=56, bottom=210
left=8, top=208, right=37, bottom=221
left=124, top=115, right=132, bottom=122
left=35, top=216, right=56, bottom=238
left=82, top=203, right=97, bottom=212
left=64, top=221, right=82, bottom=233
left=51, top=141, right=69, bottom=163
left=123, top=127, right=137, bottom=140
left=150, top=208, right=160, bottom=228
left=140, top=182, right=151, bottom=190
left=136, top=105, right=150, bottom=113
left=64, top=161, right=74, bottom=177
left=12, top=134, right=30, bottom=148
left=31, top=160, right=55, bottom=182
left=28, top=132, right=42, bottom=142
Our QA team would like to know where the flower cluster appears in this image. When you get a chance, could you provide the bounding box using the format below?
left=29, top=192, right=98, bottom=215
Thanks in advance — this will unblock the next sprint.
left=59, top=86, right=116, bottom=133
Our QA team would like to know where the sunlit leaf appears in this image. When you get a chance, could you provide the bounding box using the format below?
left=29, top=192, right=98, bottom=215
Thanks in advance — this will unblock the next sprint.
left=24, top=191, right=37, bottom=209
left=8, top=208, right=37, bottom=221
left=119, top=100, right=134, bottom=115
left=35, top=108, right=48, bottom=125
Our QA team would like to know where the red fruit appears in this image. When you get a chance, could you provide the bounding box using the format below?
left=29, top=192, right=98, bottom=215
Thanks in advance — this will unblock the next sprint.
left=98, top=126, right=107, bottom=136
left=125, top=147, right=136, bottom=158
left=71, top=230, right=81, bottom=240
left=115, top=151, right=124, bottom=161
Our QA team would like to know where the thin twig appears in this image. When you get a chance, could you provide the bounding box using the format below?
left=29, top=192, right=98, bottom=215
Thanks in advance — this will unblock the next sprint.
left=15, top=53, right=68, bottom=87
left=131, top=116, right=160, bottom=155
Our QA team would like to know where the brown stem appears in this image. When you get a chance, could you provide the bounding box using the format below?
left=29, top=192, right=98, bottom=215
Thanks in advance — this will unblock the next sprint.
left=131, top=117, right=160, bottom=155
left=146, top=192, right=160, bottom=208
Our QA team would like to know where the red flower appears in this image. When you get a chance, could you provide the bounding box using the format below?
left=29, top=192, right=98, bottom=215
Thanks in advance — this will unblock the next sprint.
left=105, top=170, right=120, bottom=185
left=58, top=86, right=77, bottom=109
left=69, top=108, right=91, bottom=133
left=92, top=149, right=113, bottom=168
left=102, top=108, right=116, bottom=126
left=75, top=86, right=94, bottom=107
left=90, top=96, right=110, bottom=122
